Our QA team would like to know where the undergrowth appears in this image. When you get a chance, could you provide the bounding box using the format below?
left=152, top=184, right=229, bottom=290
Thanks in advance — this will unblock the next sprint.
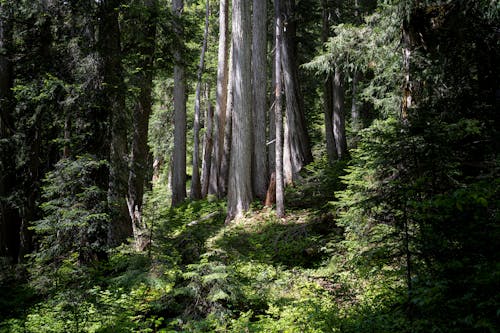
left=0, top=163, right=409, bottom=332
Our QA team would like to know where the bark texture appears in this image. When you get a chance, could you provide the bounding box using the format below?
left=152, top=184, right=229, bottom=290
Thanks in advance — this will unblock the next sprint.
left=99, top=0, right=132, bottom=245
left=201, top=86, right=214, bottom=198
left=127, top=0, right=157, bottom=251
left=321, top=0, right=337, bottom=164
left=190, top=0, right=210, bottom=200
left=219, top=45, right=233, bottom=197
left=274, top=0, right=285, bottom=217
left=252, top=0, right=268, bottom=199
left=333, top=67, right=348, bottom=159
left=227, top=0, right=253, bottom=222
left=209, top=0, right=229, bottom=196
left=171, top=0, right=187, bottom=206
left=280, top=0, right=312, bottom=183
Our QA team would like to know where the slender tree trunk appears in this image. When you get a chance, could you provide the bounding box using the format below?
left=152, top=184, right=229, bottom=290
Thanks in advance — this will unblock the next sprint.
left=171, top=0, right=187, bottom=206
left=219, top=45, right=233, bottom=197
left=252, top=0, right=268, bottom=199
left=209, top=0, right=229, bottom=196
left=99, top=0, right=132, bottom=246
left=351, top=69, right=361, bottom=134
left=127, top=0, right=157, bottom=251
left=268, top=28, right=276, bottom=172
left=402, top=18, right=412, bottom=121
left=321, top=0, right=337, bottom=164
left=333, top=67, right=348, bottom=159
left=226, top=0, right=253, bottom=222
left=190, top=0, right=210, bottom=200
left=274, top=0, right=285, bottom=217
left=280, top=0, right=312, bottom=183
left=201, top=85, right=214, bottom=198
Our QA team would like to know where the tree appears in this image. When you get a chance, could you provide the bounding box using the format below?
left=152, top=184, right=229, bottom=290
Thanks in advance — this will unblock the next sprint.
left=126, top=0, right=157, bottom=251
left=280, top=0, right=312, bottom=183
left=252, top=0, right=268, bottom=200
left=201, top=85, right=214, bottom=198
left=219, top=45, right=233, bottom=197
left=321, top=0, right=337, bottom=164
left=190, top=0, right=210, bottom=200
left=209, top=0, right=230, bottom=197
left=274, top=0, right=284, bottom=217
left=99, top=0, right=132, bottom=245
left=332, top=67, right=348, bottom=159
left=226, top=0, right=253, bottom=222
left=171, top=0, right=187, bottom=206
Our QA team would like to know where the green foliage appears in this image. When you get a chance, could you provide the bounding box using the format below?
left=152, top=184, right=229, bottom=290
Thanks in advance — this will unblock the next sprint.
left=30, top=156, right=109, bottom=292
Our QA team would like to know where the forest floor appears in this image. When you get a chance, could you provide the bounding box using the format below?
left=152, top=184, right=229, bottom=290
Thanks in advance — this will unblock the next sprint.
left=0, top=163, right=404, bottom=332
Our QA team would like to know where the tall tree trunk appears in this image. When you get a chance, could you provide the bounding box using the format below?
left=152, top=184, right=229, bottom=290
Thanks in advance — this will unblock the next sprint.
left=201, top=84, right=214, bottom=198
left=402, top=18, right=412, bottom=121
left=219, top=45, right=233, bottom=197
left=252, top=0, right=268, bottom=199
left=351, top=69, right=361, bottom=134
left=100, top=0, right=132, bottom=245
left=333, top=67, right=348, bottom=159
left=227, top=0, right=253, bottom=222
left=280, top=0, right=312, bottom=183
left=97, top=0, right=131, bottom=246
left=209, top=0, right=229, bottom=197
left=127, top=0, right=157, bottom=251
left=171, top=0, right=187, bottom=206
left=190, top=0, right=210, bottom=200
left=274, top=0, right=285, bottom=217
left=321, top=0, right=337, bottom=164
left=268, top=28, right=276, bottom=172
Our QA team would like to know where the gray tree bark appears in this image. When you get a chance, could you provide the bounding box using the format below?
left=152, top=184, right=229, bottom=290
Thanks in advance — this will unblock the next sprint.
left=190, top=0, right=210, bottom=200
left=274, top=0, right=285, bottom=217
left=219, top=45, right=233, bottom=197
left=280, top=0, right=312, bottom=183
left=201, top=85, right=214, bottom=198
left=252, top=0, right=268, bottom=199
left=171, top=0, right=187, bottom=206
left=227, top=0, right=253, bottom=222
left=351, top=69, right=361, bottom=134
left=333, top=67, right=348, bottom=159
left=127, top=0, right=157, bottom=251
left=321, top=0, right=337, bottom=164
left=209, top=0, right=230, bottom=197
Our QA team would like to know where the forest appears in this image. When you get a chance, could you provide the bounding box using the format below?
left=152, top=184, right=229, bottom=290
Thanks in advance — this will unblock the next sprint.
left=0, top=0, right=499, bottom=332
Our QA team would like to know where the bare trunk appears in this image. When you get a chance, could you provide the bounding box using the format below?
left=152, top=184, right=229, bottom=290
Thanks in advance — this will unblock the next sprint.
left=190, top=0, right=210, bottom=200
left=201, top=85, right=214, bottom=198
left=171, top=0, right=187, bottom=206
left=209, top=0, right=230, bottom=197
left=402, top=18, right=412, bottom=120
left=252, top=0, right=268, bottom=199
left=280, top=0, right=312, bottom=182
left=100, top=0, right=132, bottom=245
left=351, top=69, right=361, bottom=134
left=274, top=0, right=285, bottom=217
left=219, top=45, right=233, bottom=197
left=127, top=0, right=157, bottom=251
left=321, top=0, right=337, bottom=164
left=268, top=48, right=276, bottom=172
left=333, top=67, right=348, bottom=159
left=227, top=0, right=253, bottom=222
